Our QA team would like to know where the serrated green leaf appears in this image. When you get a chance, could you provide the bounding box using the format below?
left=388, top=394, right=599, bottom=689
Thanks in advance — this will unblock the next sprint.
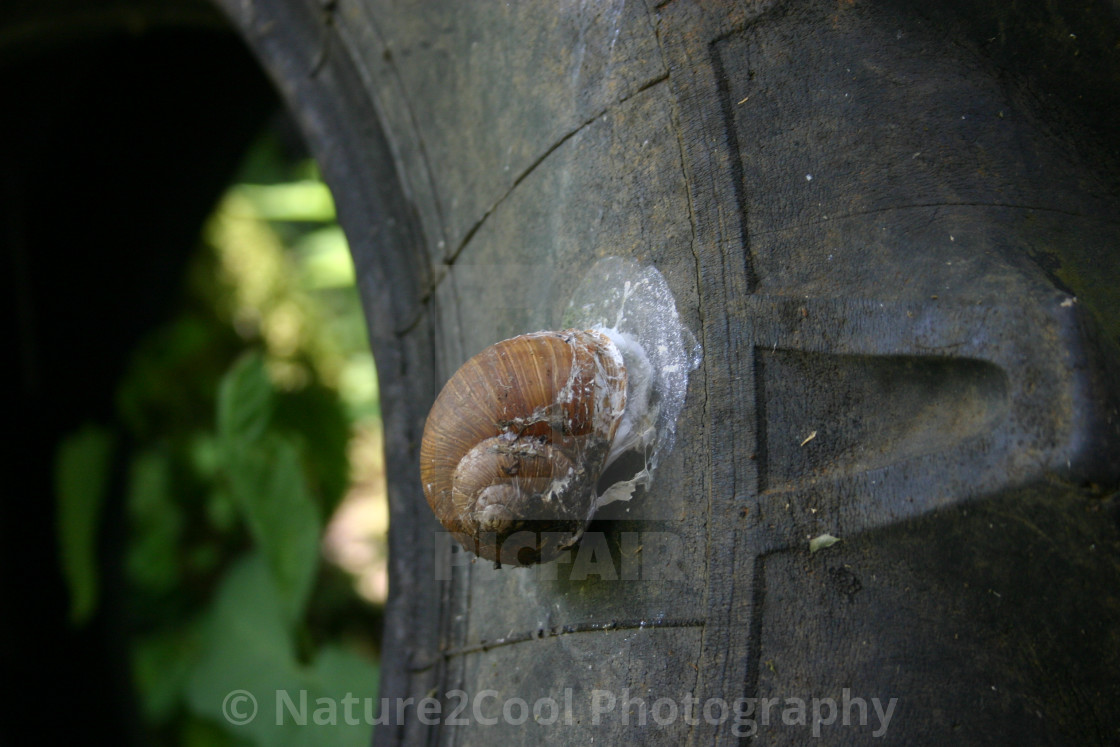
left=227, top=436, right=321, bottom=622
left=217, top=352, right=273, bottom=450
left=185, top=554, right=302, bottom=745
left=185, top=554, right=378, bottom=747
left=55, top=424, right=115, bottom=625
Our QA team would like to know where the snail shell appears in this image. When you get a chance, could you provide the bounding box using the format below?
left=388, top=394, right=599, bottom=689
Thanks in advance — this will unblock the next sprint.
left=420, top=329, right=628, bottom=566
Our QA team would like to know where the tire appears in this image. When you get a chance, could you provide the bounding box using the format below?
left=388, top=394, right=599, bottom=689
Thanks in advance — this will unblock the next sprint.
left=6, top=1, right=1120, bottom=745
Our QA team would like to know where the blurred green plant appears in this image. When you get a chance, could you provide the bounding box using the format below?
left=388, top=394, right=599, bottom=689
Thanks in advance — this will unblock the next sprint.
left=54, top=128, right=383, bottom=746
left=54, top=425, right=116, bottom=626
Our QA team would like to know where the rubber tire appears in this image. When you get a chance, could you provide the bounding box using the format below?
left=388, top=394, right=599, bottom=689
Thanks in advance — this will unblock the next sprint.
left=6, top=1, right=1120, bottom=745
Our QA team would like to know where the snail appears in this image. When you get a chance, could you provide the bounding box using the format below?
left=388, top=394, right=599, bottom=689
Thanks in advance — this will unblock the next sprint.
left=420, top=257, right=700, bottom=567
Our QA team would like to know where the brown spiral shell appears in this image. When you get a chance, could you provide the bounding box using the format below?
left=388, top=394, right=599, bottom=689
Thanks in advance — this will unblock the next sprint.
left=419, top=329, right=627, bottom=566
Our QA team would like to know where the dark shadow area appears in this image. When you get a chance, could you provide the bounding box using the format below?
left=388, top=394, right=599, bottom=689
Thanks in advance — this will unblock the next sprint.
left=2, top=26, right=279, bottom=742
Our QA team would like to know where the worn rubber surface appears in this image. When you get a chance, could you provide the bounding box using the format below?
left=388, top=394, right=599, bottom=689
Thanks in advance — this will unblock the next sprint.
left=6, top=0, right=1120, bottom=744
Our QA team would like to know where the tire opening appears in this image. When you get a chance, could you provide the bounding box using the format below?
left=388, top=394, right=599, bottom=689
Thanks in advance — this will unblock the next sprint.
left=3, top=21, right=384, bottom=745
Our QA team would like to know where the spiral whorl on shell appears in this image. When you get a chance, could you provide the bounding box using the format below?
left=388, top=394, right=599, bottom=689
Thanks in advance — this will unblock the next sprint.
left=420, top=329, right=627, bottom=566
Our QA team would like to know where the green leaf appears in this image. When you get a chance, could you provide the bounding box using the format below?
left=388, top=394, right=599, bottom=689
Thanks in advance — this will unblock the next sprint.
left=125, top=449, right=183, bottom=592
left=185, top=554, right=378, bottom=747
left=54, top=424, right=115, bottom=625
left=227, top=436, right=322, bottom=622
left=133, top=622, right=205, bottom=724
left=206, top=485, right=239, bottom=533
left=302, top=645, right=380, bottom=745
left=185, top=554, right=302, bottom=745
left=182, top=715, right=252, bottom=747
left=273, top=385, right=351, bottom=518
left=217, top=352, right=273, bottom=450
left=190, top=432, right=224, bottom=481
